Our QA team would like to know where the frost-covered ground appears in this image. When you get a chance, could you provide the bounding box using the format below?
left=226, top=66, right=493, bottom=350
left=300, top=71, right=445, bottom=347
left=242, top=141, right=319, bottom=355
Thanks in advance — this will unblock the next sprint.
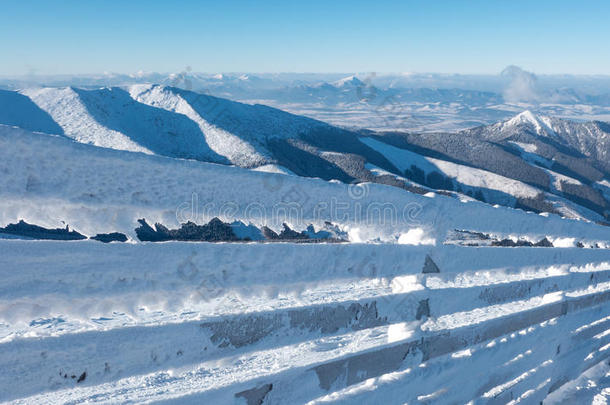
left=1, top=242, right=610, bottom=404
left=1, top=123, right=610, bottom=403
left=544, top=359, right=610, bottom=404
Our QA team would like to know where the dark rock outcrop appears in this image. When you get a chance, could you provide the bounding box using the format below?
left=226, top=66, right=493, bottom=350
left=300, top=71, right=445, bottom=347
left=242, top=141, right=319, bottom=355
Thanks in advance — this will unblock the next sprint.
left=492, top=237, right=555, bottom=247
left=277, top=223, right=309, bottom=240
left=135, top=218, right=239, bottom=242
left=136, top=219, right=348, bottom=243
left=90, top=232, right=128, bottom=243
left=422, top=255, right=441, bottom=273
left=491, top=239, right=533, bottom=247
left=235, top=383, right=273, bottom=405
left=0, top=220, right=86, bottom=240
left=534, top=237, right=554, bottom=247
left=261, top=226, right=280, bottom=240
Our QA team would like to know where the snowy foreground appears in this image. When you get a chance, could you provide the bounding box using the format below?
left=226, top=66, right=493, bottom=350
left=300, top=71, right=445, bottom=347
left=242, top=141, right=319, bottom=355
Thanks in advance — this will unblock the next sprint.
left=2, top=242, right=610, bottom=404
left=1, top=124, right=610, bottom=403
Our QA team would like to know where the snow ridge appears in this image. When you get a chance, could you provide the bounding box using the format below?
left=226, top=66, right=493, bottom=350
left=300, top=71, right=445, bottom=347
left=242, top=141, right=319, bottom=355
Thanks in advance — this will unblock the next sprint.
left=11, top=85, right=332, bottom=167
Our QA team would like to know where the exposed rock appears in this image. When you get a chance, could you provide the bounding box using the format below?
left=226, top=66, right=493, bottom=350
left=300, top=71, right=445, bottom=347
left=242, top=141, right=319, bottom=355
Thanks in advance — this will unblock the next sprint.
left=534, top=237, right=554, bottom=247
left=278, top=223, right=309, bottom=240
left=416, top=299, right=431, bottom=320
left=0, top=220, right=86, bottom=240
left=230, top=221, right=265, bottom=241
left=303, top=224, right=332, bottom=240
left=491, top=239, right=534, bottom=247
left=235, top=383, right=273, bottom=405
left=136, top=219, right=347, bottom=243
left=273, top=223, right=348, bottom=243
left=90, top=232, right=127, bottom=243
left=261, top=226, right=280, bottom=240
left=422, top=255, right=440, bottom=273
left=492, top=237, right=553, bottom=247
left=304, top=222, right=349, bottom=241
left=135, top=218, right=238, bottom=242
left=134, top=219, right=170, bottom=242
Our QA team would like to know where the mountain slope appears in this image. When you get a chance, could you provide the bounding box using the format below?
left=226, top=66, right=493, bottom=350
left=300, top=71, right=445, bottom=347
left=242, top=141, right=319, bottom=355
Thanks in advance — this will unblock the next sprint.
left=376, top=112, right=610, bottom=222
left=0, top=85, right=406, bottom=185
left=0, top=89, right=64, bottom=135
left=360, top=136, right=607, bottom=223
left=2, top=124, right=609, bottom=245
left=1, top=87, right=608, bottom=223
left=470, top=110, right=610, bottom=175
left=19, top=85, right=336, bottom=166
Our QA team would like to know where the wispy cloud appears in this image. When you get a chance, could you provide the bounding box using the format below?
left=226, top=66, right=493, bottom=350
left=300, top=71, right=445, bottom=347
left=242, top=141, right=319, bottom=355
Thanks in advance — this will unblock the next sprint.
left=501, top=65, right=539, bottom=103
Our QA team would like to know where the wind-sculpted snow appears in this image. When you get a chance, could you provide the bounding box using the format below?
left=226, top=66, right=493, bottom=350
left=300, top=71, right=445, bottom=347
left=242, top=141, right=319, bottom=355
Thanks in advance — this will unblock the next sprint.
left=0, top=241, right=609, bottom=403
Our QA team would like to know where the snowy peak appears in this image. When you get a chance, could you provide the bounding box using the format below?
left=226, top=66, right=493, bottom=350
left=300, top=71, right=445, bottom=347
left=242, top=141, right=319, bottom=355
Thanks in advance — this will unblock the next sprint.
left=495, top=110, right=609, bottom=165
left=501, top=110, right=558, bottom=137
left=332, top=75, right=364, bottom=88
left=20, top=86, right=153, bottom=154
left=506, top=110, right=542, bottom=127
left=461, top=110, right=610, bottom=191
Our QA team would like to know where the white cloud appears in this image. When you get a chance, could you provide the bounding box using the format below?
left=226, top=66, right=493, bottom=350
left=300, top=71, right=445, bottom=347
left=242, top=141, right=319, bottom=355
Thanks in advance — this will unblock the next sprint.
left=501, top=65, right=540, bottom=103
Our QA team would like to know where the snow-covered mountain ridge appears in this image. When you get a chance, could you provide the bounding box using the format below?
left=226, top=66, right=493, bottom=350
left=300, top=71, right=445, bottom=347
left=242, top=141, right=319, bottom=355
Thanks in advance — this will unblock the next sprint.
left=380, top=111, right=610, bottom=222
left=483, top=110, right=610, bottom=166
left=1, top=87, right=609, bottom=224
left=4, top=123, right=608, bottom=244
left=10, top=85, right=335, bottom=167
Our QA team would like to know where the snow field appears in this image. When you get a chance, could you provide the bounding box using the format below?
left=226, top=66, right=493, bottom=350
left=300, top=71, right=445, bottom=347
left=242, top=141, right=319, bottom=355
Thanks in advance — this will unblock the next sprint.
left=1, top=241, right=609, bottom=403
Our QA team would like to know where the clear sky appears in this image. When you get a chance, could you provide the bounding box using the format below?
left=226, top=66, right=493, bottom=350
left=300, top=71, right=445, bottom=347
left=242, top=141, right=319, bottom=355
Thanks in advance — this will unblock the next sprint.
left=2, top=0, right=609, bottom=76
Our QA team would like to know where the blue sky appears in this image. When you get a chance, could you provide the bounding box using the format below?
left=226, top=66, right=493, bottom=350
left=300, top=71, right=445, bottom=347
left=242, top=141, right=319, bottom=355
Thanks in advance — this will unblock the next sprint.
left=2, top=0, right=609, bottom=75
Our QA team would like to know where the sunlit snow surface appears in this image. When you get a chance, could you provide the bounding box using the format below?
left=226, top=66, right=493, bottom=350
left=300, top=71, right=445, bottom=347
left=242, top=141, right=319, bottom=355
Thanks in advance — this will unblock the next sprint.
left=1, top=241, right=610, bottom=404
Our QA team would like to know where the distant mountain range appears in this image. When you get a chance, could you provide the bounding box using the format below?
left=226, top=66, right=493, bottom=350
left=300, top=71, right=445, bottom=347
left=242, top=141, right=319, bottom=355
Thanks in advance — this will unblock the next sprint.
left=4, top=72, right=610, bottom=105
left=0, top=85, right=608, bottom=224
left=4, top=72, right=610, bottom=133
